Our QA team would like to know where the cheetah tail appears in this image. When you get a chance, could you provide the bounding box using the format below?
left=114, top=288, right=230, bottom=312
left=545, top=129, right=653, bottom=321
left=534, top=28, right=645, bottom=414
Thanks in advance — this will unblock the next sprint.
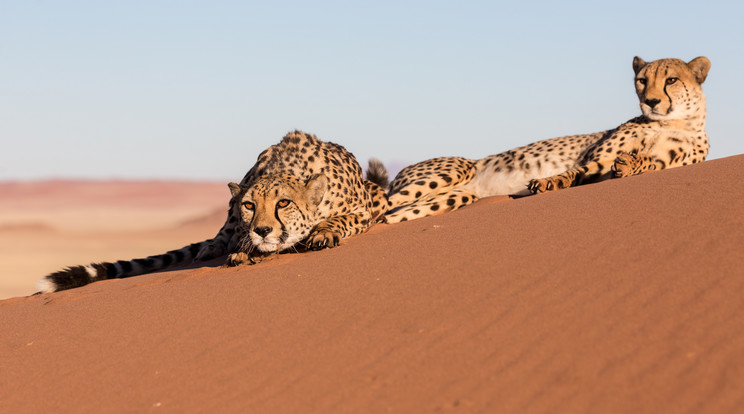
left=34, top=240, right=214, bottom=294
left=366, top=158, right=389, bottom=189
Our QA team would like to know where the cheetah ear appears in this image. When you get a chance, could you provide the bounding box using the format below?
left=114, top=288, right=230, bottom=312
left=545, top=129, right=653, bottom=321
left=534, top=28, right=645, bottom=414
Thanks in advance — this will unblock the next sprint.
left=305, top=174, right=328, bottom=207
left=687, top=56, right=711, bottom=84
left=632, top=56, right=647, bottom=75
left=228, top=182, right=242, bottom=198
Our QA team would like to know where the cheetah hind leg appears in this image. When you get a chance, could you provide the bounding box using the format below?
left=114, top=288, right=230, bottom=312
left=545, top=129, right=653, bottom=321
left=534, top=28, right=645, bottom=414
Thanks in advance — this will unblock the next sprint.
left=384, top=188, right=478, bottom=224
left=387, top=157, right=476, bottom=209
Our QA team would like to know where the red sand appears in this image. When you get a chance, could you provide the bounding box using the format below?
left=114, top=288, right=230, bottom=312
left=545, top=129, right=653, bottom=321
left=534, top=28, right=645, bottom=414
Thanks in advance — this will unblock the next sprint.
left=2, top=156, right=743, bottom=413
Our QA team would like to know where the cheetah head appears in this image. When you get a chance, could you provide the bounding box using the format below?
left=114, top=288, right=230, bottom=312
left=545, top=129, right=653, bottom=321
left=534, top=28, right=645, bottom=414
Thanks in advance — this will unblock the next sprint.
left=228, top=173, right=328, bottom=254
left=633, top=56, right=710, bottom=121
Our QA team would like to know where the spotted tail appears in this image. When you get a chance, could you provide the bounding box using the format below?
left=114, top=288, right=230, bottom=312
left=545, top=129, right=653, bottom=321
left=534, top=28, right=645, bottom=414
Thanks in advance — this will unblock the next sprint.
left=35, top=240, right=212, bottom=293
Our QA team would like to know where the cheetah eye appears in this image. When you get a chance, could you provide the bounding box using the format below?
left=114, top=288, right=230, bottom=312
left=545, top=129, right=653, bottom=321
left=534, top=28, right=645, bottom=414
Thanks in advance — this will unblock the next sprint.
left=277, top=199, right=290, bottom=208
left=242, top=201, right=255, bottom=210
left=666, top=77, right=678, bottom=85
left=636, top=78, right=647, bottom=86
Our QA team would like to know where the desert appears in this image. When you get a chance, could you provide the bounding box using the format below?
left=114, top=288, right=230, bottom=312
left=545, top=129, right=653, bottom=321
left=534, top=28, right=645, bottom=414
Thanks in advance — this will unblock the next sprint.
left=1, top=155, right=743, bottom=413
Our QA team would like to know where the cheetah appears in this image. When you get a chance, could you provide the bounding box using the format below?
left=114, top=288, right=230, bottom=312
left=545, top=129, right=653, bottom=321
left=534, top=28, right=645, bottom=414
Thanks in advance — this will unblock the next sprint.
left=385, top=56, right=710, bottom=223
left=36, top=130, right=389, bottom=293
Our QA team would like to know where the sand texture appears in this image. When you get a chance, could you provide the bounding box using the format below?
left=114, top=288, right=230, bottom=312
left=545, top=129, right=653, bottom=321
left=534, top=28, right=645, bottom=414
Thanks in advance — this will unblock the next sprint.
left=2, top=156, right=743, bottom=413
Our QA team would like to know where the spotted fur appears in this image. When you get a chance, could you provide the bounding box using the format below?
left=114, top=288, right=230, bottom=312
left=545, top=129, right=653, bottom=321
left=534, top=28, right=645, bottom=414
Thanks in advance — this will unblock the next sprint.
left=385, top=56, right=710, bottom=223
left=37, top=131, right=389, bottom=293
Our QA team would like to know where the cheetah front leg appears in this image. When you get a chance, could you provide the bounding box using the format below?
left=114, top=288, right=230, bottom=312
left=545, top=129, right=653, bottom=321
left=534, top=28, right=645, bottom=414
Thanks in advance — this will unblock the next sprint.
left=611, top=151, right=659, bottom=178
left=527, top=167, right=584, bottom=193
left=528, top=160, right=611, bottom=194
left=224, top=226, right=271, bottom=266
left=305, top=212, right=374, bottom=250
left=528, top=151, right=659, bottom=193
left=226, top=251, right=263, bottom=266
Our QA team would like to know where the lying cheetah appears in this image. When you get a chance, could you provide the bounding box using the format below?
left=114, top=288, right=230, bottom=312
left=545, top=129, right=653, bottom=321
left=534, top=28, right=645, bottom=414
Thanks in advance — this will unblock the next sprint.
left=36, top=131, right=389, bottom=293
left=385, top=56, right=710, bottom=223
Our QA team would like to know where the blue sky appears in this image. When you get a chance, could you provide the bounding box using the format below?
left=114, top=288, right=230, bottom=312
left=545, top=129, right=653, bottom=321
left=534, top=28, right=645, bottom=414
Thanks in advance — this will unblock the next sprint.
left=2, top=0, right=743, bottom=181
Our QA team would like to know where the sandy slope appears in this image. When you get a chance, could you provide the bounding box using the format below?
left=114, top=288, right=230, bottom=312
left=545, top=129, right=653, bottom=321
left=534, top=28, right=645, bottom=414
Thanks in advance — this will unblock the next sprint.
left=1, top=156, right=743, bottom=413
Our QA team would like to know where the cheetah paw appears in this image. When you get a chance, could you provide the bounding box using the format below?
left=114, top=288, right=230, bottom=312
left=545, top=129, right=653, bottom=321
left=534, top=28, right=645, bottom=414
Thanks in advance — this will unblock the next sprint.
left=306, top=229, right=341, bottom=250
left=225, top=252, right=260, bottom=267
left=527, top=178, right=555, bottom=194
left=611, top=152, right=639, bottom=178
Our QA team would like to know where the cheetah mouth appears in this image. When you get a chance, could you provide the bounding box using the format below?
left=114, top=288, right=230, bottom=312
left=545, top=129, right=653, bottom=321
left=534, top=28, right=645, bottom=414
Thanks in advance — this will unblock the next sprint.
left=642, top=104, right=672, bottom=119
left=254, top=241, right=281, bottom=253
left=252, top=233, right=302, bottom=253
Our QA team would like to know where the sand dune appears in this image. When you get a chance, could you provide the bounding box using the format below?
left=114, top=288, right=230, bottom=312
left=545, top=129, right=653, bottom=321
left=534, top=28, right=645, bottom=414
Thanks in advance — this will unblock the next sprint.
left=0, top=180, right=227, bottom=299
left=1, top=156, right=743, bottom=413
left=0, top=180, right=229, bottom=232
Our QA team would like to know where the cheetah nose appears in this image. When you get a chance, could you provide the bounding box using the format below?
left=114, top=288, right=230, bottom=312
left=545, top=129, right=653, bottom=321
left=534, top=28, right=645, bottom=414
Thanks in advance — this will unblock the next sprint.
left=254, top=226, right=273, bottom=237
left=645, top=98, right=661, bottom=108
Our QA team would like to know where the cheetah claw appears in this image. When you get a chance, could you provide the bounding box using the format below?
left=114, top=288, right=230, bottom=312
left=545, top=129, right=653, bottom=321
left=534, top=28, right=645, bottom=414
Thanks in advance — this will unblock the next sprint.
left=612, top=152, right=639, bottom=178
left=527, top=179, right=554, bottom=194
left=225, top=252, right=261, bottom=267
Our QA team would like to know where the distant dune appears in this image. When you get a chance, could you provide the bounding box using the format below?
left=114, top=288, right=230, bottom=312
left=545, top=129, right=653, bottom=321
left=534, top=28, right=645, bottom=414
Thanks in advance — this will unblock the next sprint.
left=0, top=180, right=229, bottom=231
left=0, top=222, right=57, bottom=232
left=0, top=180, right=227, bottom=299
left=2, top=155, right=743, bottom=413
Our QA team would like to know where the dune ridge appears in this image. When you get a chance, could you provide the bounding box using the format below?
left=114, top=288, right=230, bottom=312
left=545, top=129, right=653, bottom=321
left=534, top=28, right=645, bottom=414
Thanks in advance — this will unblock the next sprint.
left=1, top=155, right=743, bottom=413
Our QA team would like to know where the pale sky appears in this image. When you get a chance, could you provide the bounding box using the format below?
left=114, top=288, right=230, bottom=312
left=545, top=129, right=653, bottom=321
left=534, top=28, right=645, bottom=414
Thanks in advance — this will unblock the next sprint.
left=2, top=0, right=743, bottom=181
